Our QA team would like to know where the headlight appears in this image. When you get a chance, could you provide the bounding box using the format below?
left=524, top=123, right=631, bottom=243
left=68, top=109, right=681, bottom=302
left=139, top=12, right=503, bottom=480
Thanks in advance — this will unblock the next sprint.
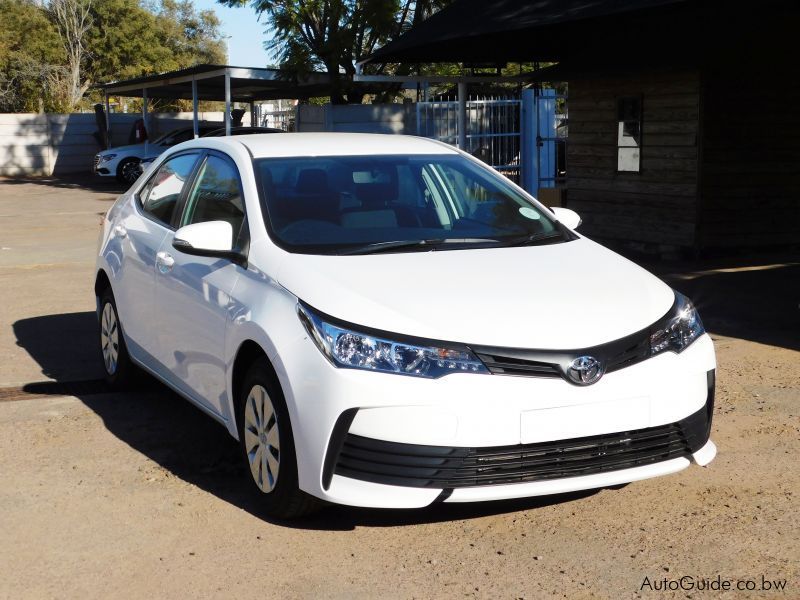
left=650, top=292, right=705, bottom=356
left=99, top=154, right=117, bottom=162
left=297, top=303, right=488, bottom=378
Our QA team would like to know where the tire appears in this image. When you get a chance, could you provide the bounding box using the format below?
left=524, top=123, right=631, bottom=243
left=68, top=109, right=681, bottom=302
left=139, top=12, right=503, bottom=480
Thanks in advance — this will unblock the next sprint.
left=237, top=358, right=319, bottom=519
left=98, top=288, right=135, bottom=389
left=116, top=157, right=141, bottom=185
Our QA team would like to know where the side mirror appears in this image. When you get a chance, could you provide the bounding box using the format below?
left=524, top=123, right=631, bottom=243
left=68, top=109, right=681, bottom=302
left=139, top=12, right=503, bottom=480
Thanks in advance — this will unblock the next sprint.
left=551, top=207, right=582, bottom=230
left=173, top=221, right=244, bottom=263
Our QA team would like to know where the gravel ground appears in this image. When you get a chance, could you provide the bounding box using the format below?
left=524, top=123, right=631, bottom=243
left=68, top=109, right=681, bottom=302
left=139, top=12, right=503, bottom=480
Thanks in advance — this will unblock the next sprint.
left=0, top=177, right=797, bottom=599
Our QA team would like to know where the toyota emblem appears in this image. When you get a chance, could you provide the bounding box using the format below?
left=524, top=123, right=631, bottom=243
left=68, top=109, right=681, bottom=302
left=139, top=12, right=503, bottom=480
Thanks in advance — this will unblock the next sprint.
left=567, top=356, right=604, bottom=385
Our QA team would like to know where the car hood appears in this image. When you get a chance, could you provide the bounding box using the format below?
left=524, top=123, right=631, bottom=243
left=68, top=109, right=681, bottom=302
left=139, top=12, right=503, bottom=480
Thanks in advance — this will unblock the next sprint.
left=275, top=237, right=675, bottom=349
left=100, top=144, right=163, bottom=159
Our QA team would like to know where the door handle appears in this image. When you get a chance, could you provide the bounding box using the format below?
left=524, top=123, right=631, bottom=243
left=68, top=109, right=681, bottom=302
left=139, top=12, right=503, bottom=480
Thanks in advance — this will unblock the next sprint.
left=113, top=224, right=127, bottom=238
left=156, top=251, right=175, bottom=273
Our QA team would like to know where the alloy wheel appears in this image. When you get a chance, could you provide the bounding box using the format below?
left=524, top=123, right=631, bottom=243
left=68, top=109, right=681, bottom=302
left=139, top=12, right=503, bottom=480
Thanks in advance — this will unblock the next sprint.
left=243, top=384, right=281, bottom=493
left=100, top=302, right=119, bottom=375
left=121, top=161, right=140, bottom=184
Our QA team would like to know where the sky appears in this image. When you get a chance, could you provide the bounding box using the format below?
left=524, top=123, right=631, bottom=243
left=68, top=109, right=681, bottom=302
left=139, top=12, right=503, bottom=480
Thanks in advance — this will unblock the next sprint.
left=194, top=0, right=272, bottom=67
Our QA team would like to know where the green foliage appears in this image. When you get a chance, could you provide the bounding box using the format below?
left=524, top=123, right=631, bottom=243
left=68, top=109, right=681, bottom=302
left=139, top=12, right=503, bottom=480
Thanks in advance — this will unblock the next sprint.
left=219, top=0, right=452, bottom=103
left=0, top=0, right=68, bottom=111
left=0, top=0, right=227, bottom=112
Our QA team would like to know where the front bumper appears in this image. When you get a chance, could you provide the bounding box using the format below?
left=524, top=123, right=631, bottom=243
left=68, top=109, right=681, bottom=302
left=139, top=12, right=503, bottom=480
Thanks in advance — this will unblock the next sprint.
left=278, top=331, right=716, bottom=508
left=93, top=154, right=115, bottom=176
left=332, top=392, right=714, bottom=490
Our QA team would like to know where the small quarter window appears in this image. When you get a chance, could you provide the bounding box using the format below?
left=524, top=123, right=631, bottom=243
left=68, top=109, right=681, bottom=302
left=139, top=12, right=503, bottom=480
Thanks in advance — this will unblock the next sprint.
left=138, top=153, right=199, bottom=227
left=181, top=155, right=246, bottom=248
left=617, top=96, right=642, bottom=172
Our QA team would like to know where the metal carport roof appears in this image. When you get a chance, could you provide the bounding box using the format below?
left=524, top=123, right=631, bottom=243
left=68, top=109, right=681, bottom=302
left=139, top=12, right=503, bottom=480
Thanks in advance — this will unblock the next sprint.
left=96, top=64, right=333, bottom=139
left=98, top=64, right=332, bottom=102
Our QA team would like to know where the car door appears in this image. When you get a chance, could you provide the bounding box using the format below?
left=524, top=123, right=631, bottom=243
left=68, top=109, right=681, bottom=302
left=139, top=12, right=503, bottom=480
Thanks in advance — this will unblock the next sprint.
left=153, top=151, right=248, bottom=417
left=113, top=151, right=201, bottom=364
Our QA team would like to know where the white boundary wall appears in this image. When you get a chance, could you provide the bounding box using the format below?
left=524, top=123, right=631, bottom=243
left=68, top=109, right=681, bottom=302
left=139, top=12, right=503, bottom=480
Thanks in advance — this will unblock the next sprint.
left=3, top=104, right=411, bottom=176
left=0, top=112, right=233, bottom=176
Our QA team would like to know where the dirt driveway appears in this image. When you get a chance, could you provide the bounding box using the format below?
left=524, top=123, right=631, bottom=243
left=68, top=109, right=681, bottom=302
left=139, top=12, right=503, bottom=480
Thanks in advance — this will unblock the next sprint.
left=0, top=177, right=797, bottom=599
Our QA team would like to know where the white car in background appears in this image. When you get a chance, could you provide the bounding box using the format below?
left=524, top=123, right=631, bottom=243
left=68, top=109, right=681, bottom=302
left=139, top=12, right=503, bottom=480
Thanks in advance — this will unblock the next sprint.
left=93, top=125, right=217, bottom=184
left=133, top=126, right=285, bottom=180
left=95, top=133, right=717, bottom=519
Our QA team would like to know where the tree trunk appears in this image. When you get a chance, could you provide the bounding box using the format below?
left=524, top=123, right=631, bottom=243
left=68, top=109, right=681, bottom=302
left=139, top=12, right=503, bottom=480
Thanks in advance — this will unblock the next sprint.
left=50, top=0, right=92, bottom=111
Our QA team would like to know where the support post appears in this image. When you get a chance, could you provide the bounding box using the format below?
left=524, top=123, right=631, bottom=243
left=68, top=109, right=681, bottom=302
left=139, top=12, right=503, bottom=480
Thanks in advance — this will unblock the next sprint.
left=249, top=101, right=256, bottom=127
left=142, top=88, right=149, bottom=153
left=520, top=88, right=537, bottom=195
left=457, top=81, right=467, bottom=150
left=192, top=79, right=199, bottom=138
left=224, top=70, right=231, bottom=136
left=104, top=92, right=111, bottom=147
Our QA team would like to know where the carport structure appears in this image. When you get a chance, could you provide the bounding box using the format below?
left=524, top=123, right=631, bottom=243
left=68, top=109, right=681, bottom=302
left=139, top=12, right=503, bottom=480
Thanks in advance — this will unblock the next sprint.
left=98, top=64, right=331, bottom=139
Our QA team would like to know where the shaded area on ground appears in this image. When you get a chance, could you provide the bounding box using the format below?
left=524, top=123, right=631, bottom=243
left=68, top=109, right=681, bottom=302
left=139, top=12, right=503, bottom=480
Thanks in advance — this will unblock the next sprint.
left=651, top=260, right=800, bottom=352
left=12, top=312, right=106, bottom=383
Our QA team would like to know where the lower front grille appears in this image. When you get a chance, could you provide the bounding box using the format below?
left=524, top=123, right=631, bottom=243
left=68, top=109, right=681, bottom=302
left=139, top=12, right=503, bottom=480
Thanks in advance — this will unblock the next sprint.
left=332, top=383, right=713, bottom=490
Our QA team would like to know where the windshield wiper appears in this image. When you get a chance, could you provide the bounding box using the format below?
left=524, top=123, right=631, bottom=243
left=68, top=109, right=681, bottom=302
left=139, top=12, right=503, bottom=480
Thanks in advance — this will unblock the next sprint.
left=501, top=231, right=566, bottom=247
left=339, top=238, right=501, bottom=255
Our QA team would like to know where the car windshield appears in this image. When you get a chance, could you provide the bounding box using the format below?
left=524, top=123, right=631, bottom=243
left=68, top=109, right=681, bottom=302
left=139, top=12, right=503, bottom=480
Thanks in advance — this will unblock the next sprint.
left=151, top=128, right=211, bottom=146
left=256, top=154, right=567, bottom=254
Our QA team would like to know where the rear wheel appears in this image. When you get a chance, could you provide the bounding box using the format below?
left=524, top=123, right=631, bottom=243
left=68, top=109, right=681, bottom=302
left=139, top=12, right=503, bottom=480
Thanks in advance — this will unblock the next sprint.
left=238, top=358, right=319, bottom=519
left=99, top=288, right=134, bottom=388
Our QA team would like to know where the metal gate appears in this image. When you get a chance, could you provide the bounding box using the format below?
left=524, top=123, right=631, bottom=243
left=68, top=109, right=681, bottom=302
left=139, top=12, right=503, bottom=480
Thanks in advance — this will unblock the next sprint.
left=521, top=88, right=568, bottom=194
left=417, top=98, right=522, bottom=183
left=256, top=106, right=296, bottom=131
left=415, top=90, right=566, bottom=195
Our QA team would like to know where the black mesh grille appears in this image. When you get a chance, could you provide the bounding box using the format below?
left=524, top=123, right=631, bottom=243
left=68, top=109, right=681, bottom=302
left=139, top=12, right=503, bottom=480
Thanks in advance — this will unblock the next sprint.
left=333, top=398, right=712, bottom=490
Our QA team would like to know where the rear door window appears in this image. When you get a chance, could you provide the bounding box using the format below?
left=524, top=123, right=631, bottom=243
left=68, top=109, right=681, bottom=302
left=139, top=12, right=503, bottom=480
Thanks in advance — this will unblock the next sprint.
left=138, top=153, right=200, bottom=227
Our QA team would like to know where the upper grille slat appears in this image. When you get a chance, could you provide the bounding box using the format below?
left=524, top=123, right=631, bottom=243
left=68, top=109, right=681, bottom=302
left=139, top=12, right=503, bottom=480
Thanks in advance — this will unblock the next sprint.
left=474, top=353, right=561, bottom=377
left=472, top=325, right=655, bottom=381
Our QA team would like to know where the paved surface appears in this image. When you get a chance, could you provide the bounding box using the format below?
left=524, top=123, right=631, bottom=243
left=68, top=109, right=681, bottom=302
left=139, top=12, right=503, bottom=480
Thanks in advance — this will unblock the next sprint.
left=0, top=176, right=798, bottom=599
left=0, top=176, right=123, bottom=386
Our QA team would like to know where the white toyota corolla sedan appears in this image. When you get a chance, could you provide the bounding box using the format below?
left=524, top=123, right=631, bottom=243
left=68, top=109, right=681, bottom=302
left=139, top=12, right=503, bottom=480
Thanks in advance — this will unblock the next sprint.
left=95, top=133, right=717, bottom=518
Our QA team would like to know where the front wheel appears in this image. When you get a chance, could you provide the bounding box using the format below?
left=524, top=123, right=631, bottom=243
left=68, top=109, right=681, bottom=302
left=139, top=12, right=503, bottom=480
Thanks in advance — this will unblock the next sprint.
left=116, top=157, right=141, bottom=185
left=238, top=358, right=319, bottom=519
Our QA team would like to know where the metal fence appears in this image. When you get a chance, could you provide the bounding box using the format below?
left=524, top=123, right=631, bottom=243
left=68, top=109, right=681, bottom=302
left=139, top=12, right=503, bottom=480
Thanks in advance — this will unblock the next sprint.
left=416, top=92, right=567, bottom=194
left=417, top=98, right=522, bottom=183
left=259, top=109, right=295, bottom=131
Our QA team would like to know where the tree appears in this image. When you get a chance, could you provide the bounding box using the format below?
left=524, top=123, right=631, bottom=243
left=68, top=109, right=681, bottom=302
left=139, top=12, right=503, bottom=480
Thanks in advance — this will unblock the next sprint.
left=49, top=0, right=93, bottom=109
left=84, top=0, right=226, bottom=103
left=0, top=0, right=68, bottom=112
left=1, top=0, right=227, bottom=112
left=218, top=0, right=452, bottom=104
left=156, top=0, right=227, bottom=67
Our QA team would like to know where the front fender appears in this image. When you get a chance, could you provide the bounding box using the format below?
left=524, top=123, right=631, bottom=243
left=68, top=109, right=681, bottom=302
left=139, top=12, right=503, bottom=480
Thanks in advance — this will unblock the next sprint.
left=224, top=269, right=303, bottom=440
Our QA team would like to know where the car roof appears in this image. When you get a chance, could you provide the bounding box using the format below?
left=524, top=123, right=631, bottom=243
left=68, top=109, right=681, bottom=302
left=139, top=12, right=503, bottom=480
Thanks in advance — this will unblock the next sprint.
left=234, top=132, right=459, bottom=158
left=203, top=126, right=284, bottom=137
